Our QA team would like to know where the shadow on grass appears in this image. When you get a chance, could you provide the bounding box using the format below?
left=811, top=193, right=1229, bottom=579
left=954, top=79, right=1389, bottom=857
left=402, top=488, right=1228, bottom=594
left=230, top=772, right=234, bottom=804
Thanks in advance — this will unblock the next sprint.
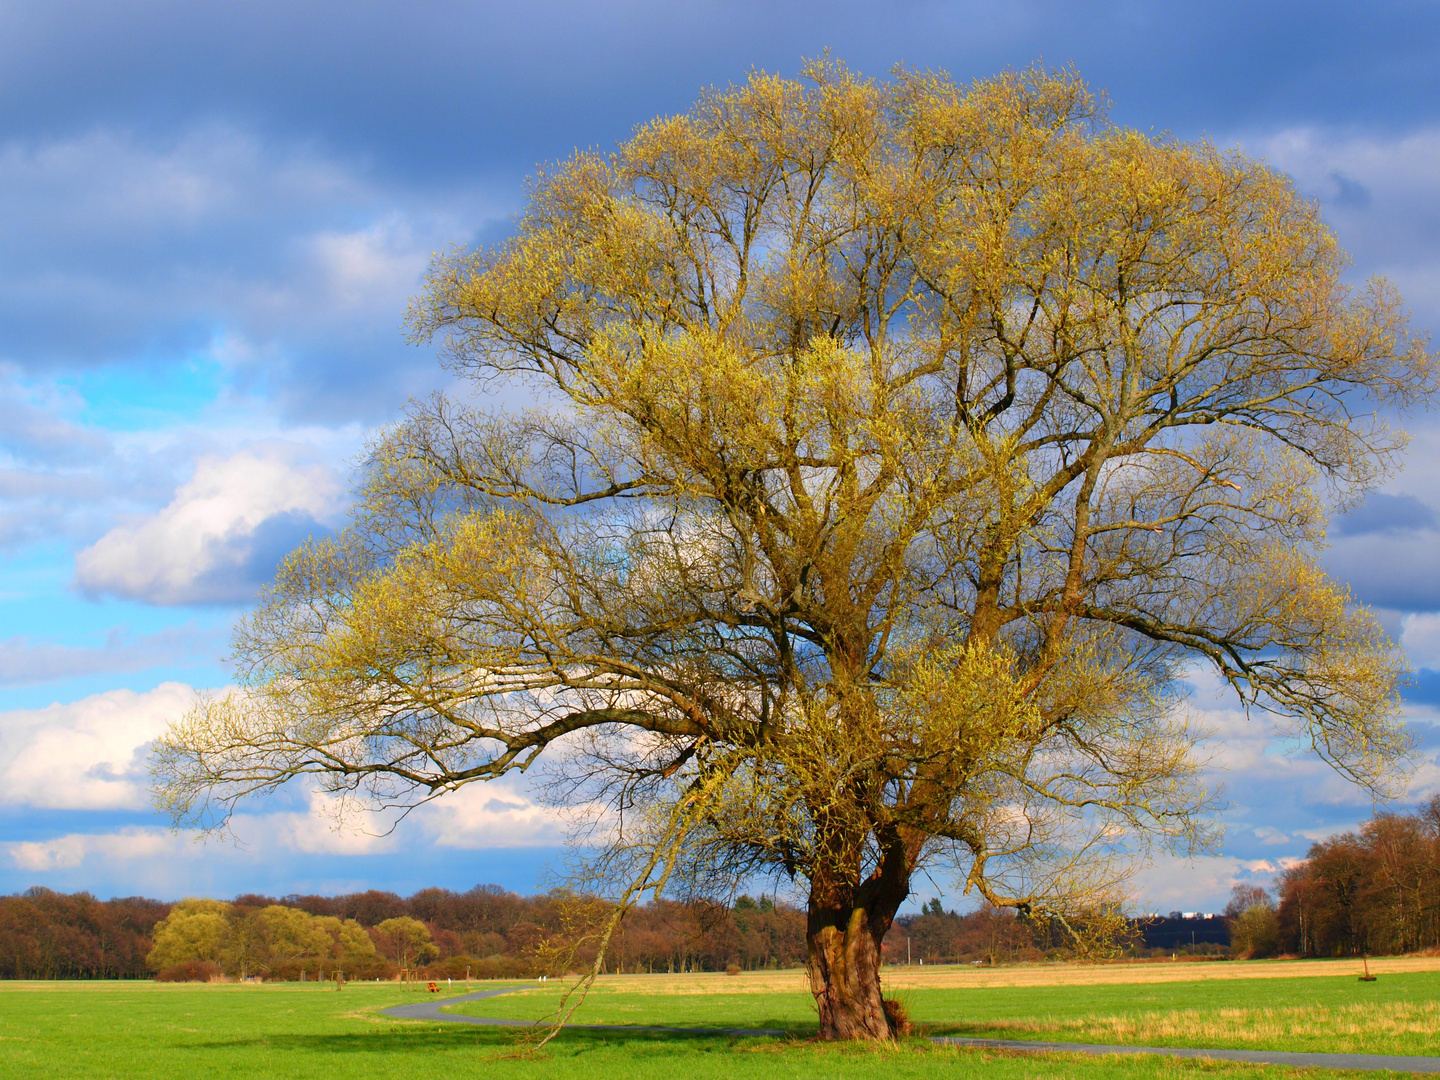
left=185, top=1026, right=802, bottom=1056
left=435, top=1009, right=814, bottom=1039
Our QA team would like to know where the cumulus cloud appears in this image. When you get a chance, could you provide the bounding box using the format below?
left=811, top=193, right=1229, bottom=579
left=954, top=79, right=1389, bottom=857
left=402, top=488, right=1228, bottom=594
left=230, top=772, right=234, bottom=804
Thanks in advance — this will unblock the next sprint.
left=1112, top=663, right=1440, bottom=911
left=1, top=766, right=568, bottom=894
left=0, top=676, right=568, bottom=837
left=0, top=682, right=197, bottom=810
left=1130, top=855, right=1278, bottom=913
left=6, top=827, right=184, bottom=872
left=411, top=779, right=571, bottom=849
left=1401, top=614, right=1440, bottom=671
left=234, top=777, right=571, bottom=856
left=73, top=446, right=341, bottom=606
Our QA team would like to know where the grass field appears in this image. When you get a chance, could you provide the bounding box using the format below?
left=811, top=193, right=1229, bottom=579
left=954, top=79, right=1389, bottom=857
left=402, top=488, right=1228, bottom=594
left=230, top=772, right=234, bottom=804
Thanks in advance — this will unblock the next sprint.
left=465, top=959, right=1440, bottom=1056
left=1, top=958, right=1437, bottom=1079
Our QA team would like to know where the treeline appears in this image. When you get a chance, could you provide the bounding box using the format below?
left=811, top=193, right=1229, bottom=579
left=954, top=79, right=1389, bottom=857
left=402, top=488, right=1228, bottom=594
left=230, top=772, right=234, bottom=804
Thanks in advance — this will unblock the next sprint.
left=0, top=889, right=166, bottom=978
left=3, top=884, right=1080, bottom=981
left=0, top=885, right=810, bottom=980
left=882, top=899, right=1043, bottom=964
left=1276, top=797, right=1440, bottom=957
left=11, top=797, right=1437, bottom=980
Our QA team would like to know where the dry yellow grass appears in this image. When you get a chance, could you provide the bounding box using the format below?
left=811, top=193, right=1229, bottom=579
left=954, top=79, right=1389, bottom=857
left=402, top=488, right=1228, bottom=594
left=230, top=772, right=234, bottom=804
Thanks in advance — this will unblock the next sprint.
left=988, top=1000, right=1440, bottom=1047
left=881, top=955, right=1440, bottom=989
left=582, top=954, right=1440, bottom=995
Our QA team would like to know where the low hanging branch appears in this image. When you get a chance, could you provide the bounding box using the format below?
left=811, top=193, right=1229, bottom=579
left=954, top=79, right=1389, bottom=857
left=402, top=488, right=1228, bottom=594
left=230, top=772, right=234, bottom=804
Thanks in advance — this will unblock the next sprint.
left=518, top=761, right=735, bottom=1053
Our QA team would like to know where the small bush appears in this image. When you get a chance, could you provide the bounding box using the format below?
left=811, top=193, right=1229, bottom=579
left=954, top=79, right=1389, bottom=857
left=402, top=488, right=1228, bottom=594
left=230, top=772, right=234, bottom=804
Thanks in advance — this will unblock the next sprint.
left=155, top=960, right=221, bottom=983
left=883, top=997, right=912, bottom=1036
left=725, top=963, right=741, bottom=976
left=1229, top=905, right=1280, bottom=959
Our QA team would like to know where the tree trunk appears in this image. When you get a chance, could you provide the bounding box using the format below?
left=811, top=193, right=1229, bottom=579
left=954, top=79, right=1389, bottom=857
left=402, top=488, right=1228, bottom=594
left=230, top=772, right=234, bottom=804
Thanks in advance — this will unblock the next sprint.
left=805, top=848, right=911, bottom=1040
left=807, top=899, right=893, bottom=1039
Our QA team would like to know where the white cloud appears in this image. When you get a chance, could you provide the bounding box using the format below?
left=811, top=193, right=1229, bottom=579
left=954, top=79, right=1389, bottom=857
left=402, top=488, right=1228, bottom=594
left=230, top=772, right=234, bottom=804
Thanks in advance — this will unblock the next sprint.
left=1130, top=855, right=1251, bottom=913
left=1401, top=613, right=1440, bottom=670
left=0, top=682, right=198, bottom=810
left=6, top=827, right=183, bottom=872
left=230, top=775, right=571, bottom=855
left=413, top=779, right=571, bottom=849
left=1244, top=126, right=1440, bottom=288
left=2, top=776, right=569, bottom=889
left=1110, top=663, right=1440, bottom=912
left=304, top=216, right=430, bottom=314
left=73, top=445, right=341, bottom=605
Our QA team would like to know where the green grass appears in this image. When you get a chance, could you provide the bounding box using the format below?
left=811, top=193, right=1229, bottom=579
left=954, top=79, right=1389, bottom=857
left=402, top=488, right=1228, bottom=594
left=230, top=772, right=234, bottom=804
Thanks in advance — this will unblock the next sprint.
left=0, top=976, right=1431, bottom=1080
left=456, top=984, right=822, bottom=1032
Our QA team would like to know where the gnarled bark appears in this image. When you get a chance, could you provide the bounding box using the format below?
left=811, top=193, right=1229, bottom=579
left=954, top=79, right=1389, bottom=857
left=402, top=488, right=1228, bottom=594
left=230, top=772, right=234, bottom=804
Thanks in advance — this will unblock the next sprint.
left=806, top=845, right=911, bottom=1040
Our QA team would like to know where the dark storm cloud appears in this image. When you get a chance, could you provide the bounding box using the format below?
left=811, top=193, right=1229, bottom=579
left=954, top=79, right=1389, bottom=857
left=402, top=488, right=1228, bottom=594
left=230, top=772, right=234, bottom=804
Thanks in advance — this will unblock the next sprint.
left=1325, top=531, right=1440, bottom=612
left=0, top=125, right=491, bottom=419
left=1333, top=492, right=1438, bottom=537
left=2, top=0, right=1439, bottom=183
left=2, top=0, right=1438, bottom=423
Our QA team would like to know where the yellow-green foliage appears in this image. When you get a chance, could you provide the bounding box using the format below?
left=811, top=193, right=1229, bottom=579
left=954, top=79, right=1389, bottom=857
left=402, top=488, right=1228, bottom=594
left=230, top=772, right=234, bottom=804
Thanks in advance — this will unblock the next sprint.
left=146, top=899, right=232, bottom=971
left=1227, top=905, right=1281, bottom=959
left=373, top=917, right=438, bottom=968
left=147, top=901, right=380, bottom=978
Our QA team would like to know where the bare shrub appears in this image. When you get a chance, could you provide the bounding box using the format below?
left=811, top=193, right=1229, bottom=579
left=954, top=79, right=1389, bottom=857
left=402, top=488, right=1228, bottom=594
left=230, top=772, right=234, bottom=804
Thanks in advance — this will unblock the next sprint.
left=883, top=998, right=912, bottom=1036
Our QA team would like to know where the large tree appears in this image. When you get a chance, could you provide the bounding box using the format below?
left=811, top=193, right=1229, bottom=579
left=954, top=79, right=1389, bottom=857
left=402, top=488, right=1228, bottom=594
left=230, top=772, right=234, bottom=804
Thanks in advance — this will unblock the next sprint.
left=154, top=63, right=1432, bottom=1039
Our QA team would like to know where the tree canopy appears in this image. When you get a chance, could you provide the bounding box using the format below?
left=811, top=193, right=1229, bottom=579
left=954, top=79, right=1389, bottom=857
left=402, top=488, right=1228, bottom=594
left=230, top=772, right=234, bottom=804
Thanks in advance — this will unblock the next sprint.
left=153, top=61, right=1434, bottom=1039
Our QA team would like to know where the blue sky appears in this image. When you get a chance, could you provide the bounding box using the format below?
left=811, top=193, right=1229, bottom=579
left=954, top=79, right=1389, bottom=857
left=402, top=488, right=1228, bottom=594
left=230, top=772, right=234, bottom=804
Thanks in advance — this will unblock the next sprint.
left=3, top=0, right=1440, bottom=913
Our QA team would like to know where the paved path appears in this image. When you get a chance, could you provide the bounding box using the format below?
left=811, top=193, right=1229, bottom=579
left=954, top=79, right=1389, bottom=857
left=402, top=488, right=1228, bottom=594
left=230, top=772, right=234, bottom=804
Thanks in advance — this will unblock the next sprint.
left=383, top=988, right=1440, bottom=1072
left=933, top=1036, right=1440, bottom=1073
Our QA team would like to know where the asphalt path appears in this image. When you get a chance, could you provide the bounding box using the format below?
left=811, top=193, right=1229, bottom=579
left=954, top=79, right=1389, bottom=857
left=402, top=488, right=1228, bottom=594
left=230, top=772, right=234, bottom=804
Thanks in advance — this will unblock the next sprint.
left=382, top=986, right=1440, bottom=1072
left=933, top=1036, right=1440, bottom=1073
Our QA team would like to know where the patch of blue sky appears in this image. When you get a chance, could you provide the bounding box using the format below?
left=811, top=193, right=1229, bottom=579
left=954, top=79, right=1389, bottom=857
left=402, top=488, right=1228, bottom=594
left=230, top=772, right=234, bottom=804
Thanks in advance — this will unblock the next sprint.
left=0, top=559, right=231, bottom=708
left=0, top=544, right=65, bottom=604
left=1405, top=671, right=1440, bottom=710
left=0, top=569, right=213, bottom=643
left=0, top=806, right=162, bottom=844
left=59, top=352, right=227, bottom=433
left=0, top=665, right=224, bottom=713
left=0, top=837, right=565, bottom=902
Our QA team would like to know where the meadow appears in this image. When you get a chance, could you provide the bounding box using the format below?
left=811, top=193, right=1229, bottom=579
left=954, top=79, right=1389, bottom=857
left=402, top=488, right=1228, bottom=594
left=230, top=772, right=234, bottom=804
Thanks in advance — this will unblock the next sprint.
left=2, top=957, right=1438, bottom=1079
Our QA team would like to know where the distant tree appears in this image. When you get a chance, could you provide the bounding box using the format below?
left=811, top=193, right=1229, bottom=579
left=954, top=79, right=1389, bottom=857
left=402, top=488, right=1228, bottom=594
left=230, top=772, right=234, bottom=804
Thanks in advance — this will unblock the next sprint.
left=374, top=916, right=438, bottom=969
left=154, top=62, right=1433, bottom=1039
left=248, top=905, right=336, bottom=978
left=221, top=909, right=265, bottom=979
left=1224, top=884, right=1279, bottom=958
left=0, top=891, right=166, bottom=980
left=146, top=899, right=231, bottom=972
